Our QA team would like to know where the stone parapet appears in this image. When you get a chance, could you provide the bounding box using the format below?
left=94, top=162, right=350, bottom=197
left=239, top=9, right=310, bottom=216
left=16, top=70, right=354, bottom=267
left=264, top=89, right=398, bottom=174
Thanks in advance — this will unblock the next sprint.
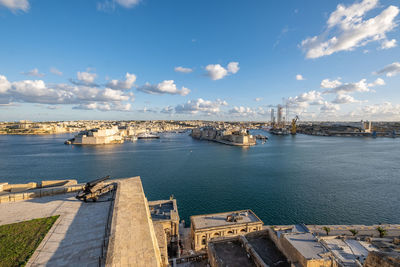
left=105, top=177, right=162, bottom=267
left=0, top=184, right=84, bottom=203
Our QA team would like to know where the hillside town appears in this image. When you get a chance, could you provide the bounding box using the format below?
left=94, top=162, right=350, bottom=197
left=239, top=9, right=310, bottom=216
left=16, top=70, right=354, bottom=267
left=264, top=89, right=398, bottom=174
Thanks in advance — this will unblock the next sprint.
left=1, top=120, right=400, bottom=142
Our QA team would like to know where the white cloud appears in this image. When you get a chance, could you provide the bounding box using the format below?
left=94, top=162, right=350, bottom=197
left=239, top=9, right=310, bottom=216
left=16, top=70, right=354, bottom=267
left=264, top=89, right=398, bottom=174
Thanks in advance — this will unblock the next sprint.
left=296, top=74, right=305, bottom=80
left=174, top=66, right=193, bottom=73
left=161, top=106, right=174, bottom=114
left=254, top=97, right=263, bottom=102
left=74, top=102, right=131, bottom=112
left=205, top=62, right=239, bottom=80
left=322, top=78, right=382, bottom=94
left=381, top=39, right=397, bottom=49
left=0, top=0, right=29, bottom=12
left=286, top=90, right=324, bottom=115
left=205, top=64, right=228, bottom=80
left=137, top=107, right=157, bottom=113
left=0, top=75, right=11, bottom=94
left=106, top=73, right=136, bottom=90
left=138, top=80, right=190, bottom=96
left=70, top=71, right=98, bottom=87
left=228, top=106, right=256, bottom=116
left=287, top=90, right=324, bottom=109
left=115, top=0, right=140, bottom=8
left=301, top=0, right=399, bottom=58
left=97, top=0, right=140, bottom=11
left=320, top=78, right=342, bottom=89
left=77, top=71, right=97, bottom=84
left=332, top=94, right=361, bottom=104
left=50, top=67, right=63, bottom=76
left=21, top=68, right=45, bottom=77
left=368, top=78, right=385, bottom=86
left=375, top=62, right=400, bottom=77
left=320, top=101, right=340, bottom=113
left=362, top=102, right=400, bottom=117
left=175, top=98, right=227, bottom=114
left=0, top=75, right=134, bottom=112
left=100, top=88, right=131, bottom=101
left=227, top=62, right=240, bottom=74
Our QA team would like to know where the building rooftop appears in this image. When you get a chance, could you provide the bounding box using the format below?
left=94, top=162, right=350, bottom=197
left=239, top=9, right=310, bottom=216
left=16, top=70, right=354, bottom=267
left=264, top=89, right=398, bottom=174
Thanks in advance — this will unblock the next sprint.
left=208, top=231, right=290, bottom=267
left=283, top=232, right=328, bottom=260
left=191, top=210, right=262, bottom=230
left=211, top=239, right=257, bottom=267
left=149, top=199, right=177, bottom=221
left=323, top=238, right=378, bottom=265
left=246, top=231, right=290, bottom=267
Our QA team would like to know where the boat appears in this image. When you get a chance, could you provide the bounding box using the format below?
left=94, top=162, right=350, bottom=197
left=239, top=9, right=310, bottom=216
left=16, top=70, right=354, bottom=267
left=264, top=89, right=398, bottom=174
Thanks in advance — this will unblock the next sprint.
left=137, top=132, right=160, bottom=139
left=270, top=128, right=289, bottom=135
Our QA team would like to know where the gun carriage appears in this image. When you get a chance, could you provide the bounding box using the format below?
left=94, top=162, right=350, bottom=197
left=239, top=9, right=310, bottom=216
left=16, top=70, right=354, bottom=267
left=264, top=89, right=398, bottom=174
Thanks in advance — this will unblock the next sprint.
left=76, top=175, right=114, bottom=202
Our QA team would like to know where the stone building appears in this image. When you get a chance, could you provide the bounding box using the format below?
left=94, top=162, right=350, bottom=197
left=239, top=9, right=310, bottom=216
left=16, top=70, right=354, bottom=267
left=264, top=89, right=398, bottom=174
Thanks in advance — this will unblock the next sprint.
left=149, top=198, right=180, bottom=264
left=190, top=210, right=263, bottom=251
left=72, top=126, right=124, bottom=145
left=279, top=232, right=335, bottom=267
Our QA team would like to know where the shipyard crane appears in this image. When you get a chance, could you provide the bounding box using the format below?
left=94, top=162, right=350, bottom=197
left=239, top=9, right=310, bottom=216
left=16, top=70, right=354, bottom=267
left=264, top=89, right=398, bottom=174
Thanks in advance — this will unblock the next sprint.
left=291, top=115, right=299, bottom=135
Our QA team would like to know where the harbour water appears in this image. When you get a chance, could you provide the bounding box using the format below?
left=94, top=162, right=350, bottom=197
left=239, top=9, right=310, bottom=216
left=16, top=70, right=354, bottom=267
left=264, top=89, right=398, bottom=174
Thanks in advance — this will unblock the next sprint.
left=0, top=131, right=399, bottom=225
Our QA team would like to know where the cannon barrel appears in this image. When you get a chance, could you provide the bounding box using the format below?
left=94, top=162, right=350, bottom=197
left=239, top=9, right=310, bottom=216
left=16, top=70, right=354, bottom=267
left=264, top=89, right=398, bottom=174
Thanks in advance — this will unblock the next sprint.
left=86, top=175, right=110, bottom=188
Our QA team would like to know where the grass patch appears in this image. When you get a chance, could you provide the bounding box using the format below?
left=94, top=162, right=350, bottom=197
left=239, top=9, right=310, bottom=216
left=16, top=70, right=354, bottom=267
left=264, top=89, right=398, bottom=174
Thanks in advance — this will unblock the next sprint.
left=0, top=215, right=59, bottom=267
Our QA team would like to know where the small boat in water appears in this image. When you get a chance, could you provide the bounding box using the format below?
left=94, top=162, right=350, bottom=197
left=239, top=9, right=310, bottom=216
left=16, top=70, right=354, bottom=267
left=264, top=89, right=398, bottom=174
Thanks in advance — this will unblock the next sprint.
left=137, top=132, right=160, bottom=139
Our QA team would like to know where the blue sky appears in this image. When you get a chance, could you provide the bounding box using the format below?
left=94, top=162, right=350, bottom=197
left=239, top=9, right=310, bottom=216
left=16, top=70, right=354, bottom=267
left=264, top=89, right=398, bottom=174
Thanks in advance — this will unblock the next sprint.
left=0, top=0, right=399, bottom=121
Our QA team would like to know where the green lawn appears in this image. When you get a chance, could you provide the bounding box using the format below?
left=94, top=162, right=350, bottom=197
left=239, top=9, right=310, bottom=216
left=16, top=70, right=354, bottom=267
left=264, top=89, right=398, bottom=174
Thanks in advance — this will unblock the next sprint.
left=0, top=215, right=59, bottom=267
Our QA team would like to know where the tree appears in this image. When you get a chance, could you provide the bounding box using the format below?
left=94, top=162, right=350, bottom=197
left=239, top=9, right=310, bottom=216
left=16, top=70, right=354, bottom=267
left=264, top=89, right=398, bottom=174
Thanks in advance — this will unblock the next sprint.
left=349, top=229, right=358, bottom=236
left=322, top=226, right=331, bottom=236
left=376, top=227, right=387, bottom=238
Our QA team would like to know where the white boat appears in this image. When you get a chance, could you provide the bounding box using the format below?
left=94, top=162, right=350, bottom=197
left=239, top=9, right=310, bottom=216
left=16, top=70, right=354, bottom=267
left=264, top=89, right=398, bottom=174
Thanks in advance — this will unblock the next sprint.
left=137, top=132, right=160, bottom=139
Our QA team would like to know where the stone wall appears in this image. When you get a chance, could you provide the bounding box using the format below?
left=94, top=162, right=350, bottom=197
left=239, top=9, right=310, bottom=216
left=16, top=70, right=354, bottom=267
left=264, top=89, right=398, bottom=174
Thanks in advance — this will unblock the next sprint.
left=0, top=184, right=84, bottom=203
left=105, top=177, right=162, bottom=267
left=278, top=234, right=333, bottom=267
left=191, top=222, right=263, bottom=251
left=364, top=251, right=400, bottom=267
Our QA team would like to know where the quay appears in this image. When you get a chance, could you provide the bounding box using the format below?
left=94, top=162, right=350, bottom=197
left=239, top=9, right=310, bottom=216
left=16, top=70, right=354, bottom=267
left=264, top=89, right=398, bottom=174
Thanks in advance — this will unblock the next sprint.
left=1, top=177, right=400, bottom=267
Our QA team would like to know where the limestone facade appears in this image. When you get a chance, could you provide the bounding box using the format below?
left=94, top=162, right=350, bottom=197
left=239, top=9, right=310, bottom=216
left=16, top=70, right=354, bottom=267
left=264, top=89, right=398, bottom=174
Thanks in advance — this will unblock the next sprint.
left=190, top=210, right=263, bottom=251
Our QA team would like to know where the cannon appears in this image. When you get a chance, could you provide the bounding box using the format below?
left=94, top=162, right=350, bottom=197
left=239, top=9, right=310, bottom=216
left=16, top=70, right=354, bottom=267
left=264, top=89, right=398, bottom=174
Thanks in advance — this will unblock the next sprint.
left=76, top=175, right=114, bottom=202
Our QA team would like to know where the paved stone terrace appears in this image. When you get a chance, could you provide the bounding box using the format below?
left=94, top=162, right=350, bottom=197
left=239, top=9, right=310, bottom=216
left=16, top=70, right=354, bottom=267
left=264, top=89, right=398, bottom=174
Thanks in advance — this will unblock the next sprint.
left=0, top=192, right=112, bottom=266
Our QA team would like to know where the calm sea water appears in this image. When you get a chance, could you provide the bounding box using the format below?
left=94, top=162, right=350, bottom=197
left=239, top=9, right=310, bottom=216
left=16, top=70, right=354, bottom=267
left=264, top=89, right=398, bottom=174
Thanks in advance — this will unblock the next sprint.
left=0, top=131, right=399, bottom=225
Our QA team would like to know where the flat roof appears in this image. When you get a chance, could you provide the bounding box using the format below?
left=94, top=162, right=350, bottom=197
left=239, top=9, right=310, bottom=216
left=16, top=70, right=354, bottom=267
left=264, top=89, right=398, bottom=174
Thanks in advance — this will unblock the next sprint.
left=246, top=234, right=290, bottom=266
left=323, top=239, right=374, bottom=265
left=284, top=233, right=327, bottom=260
left=191, top=210, right=262, bottom=230
left=149, top=199, right=175, bottom=221
left=212, top=239, right=257, bottom=267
